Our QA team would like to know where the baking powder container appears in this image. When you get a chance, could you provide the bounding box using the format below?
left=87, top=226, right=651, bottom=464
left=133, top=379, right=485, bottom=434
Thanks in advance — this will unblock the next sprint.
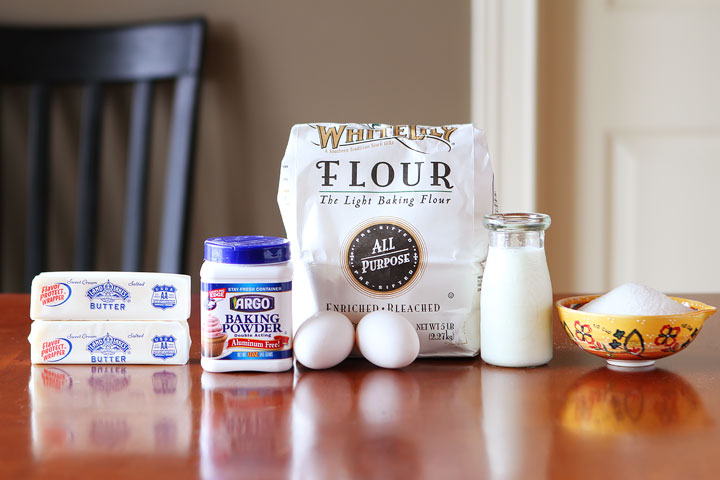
left=200, top=236, right=293, bottom=372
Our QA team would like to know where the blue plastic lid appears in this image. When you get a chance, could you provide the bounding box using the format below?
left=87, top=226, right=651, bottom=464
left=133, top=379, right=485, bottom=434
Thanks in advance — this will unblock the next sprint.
left=204, top=236, right=291, bottom=265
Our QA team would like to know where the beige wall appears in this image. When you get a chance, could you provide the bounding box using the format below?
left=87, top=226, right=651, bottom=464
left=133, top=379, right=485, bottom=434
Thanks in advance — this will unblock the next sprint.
left=0, top=0, right=471, bottom=291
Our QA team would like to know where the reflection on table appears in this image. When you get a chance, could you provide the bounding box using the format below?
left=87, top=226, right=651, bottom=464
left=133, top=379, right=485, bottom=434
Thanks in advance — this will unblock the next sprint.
left=550, top=366, right=715, bottom=479
left=200, top=371, right=293, bottom=480
left=560, top=367, right=712, bottom=436
left=30, top=365, right=191, bottom=458
left=482, top=365, right=553, bottom=480
left=292, top=360, right=483, bottom=480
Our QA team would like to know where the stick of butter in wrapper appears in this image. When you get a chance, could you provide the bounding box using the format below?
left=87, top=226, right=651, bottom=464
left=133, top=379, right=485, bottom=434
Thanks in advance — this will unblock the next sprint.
left=28, top=320, right=191, bottom=364
left=30, top=272, right=191, bottom=321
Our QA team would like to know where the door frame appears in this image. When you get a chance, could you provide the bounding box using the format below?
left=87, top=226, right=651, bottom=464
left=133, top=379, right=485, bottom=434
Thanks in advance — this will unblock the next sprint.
left=471, top=0, right=538, bottom=212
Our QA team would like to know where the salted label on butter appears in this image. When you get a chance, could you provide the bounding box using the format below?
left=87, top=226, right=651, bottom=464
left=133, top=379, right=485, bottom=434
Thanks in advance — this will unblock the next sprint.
left=28, top=320, right=191, bottom=364
left=30, top=272, right=191, bottom=321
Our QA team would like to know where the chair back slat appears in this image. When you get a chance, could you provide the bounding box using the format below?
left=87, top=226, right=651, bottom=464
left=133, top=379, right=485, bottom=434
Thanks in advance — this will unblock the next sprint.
left=122, top=80, right=154, bottom=271
left=157, top=75, right=200, bottom=273
left=73, top=83, right=103, bottom=270
left=0, top=91, right=2, bottom=291
left=0, top=20, right=204, bottom=83
left=25, top=83, right=50, bottom=290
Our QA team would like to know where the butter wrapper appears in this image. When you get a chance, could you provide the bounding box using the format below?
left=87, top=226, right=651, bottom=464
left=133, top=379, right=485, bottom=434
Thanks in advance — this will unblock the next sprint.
left=29, top=320, right=191, bottom=364
left=30, top=271, right=191, bottom=321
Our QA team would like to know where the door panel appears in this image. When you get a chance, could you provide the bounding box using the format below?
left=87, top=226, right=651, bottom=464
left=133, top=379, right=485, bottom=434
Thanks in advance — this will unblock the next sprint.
left=538, top=0, right=720, bottom=293
left=610, top=133, right=720, bottom=292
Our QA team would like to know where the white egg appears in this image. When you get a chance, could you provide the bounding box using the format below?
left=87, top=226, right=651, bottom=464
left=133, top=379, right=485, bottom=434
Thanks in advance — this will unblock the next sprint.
left=294, top=311, right=355, bottom=369
left=356, top=311, right=419, bottom=369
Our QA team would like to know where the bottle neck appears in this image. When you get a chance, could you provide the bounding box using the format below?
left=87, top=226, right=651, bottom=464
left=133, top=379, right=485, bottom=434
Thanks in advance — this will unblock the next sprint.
left=489, top=230, right=545, bottom=249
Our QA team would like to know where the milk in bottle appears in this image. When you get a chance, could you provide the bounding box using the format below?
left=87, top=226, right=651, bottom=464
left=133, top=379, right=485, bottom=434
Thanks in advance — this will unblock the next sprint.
left=480, top=213, right=553, bottom=367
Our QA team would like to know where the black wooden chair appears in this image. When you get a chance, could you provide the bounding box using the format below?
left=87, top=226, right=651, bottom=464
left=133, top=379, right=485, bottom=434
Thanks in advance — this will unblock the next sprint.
left=0, top=18, right=205, bottom=291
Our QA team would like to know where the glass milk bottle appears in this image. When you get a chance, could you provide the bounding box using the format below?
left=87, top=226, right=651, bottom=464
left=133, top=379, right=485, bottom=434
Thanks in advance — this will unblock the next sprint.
left=480, top=213, right=553, bottom=367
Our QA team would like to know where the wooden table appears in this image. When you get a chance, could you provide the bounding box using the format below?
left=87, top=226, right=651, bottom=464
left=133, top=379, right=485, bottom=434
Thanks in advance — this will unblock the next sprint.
left=1, top=293, right=719, bottom=480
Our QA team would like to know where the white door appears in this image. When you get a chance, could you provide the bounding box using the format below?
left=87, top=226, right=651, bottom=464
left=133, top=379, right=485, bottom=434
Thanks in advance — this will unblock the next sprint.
left=537, top=0, right=720, bottom=294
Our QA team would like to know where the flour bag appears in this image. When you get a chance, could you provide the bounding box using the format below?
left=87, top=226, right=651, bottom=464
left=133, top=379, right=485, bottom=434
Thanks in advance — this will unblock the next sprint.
left=278, top=123, right=495, bottom=356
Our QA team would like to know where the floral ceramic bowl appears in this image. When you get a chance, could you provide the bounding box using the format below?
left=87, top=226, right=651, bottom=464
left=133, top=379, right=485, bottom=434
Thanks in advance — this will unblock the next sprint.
left=556, top=295, right=717, bottom=368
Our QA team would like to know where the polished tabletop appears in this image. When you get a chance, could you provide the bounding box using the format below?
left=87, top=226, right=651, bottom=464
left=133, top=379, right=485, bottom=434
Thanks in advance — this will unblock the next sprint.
left=1, top=293, right=719, bottom=480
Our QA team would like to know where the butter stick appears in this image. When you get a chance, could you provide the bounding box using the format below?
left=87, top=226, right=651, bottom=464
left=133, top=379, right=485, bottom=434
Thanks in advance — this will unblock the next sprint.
left=30, top=271, right=191, bottom=321
left=29, top=320, right=191, bottom=364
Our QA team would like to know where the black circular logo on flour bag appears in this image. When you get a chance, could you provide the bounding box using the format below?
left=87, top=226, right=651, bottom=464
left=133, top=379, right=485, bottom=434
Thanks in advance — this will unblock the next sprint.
left=344, top=221, right=424, bottom=296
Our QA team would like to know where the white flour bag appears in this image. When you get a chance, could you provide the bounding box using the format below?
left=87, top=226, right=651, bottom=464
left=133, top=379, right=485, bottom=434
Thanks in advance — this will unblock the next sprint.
left=278, top=123, right=495, bottom=357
